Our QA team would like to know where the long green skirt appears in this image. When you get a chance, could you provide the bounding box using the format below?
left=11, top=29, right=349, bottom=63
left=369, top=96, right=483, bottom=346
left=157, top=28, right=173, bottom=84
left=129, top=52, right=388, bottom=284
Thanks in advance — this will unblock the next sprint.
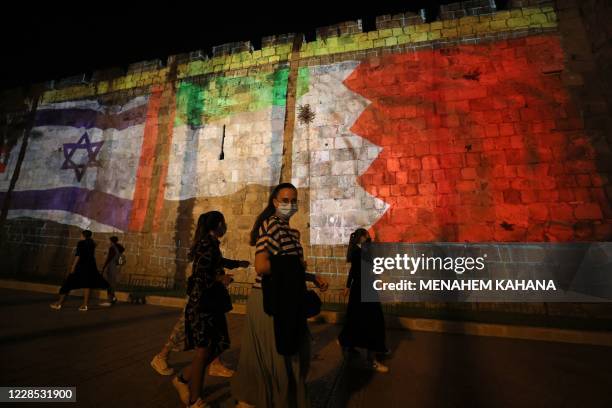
left=231, top=288, right=311, bottom=408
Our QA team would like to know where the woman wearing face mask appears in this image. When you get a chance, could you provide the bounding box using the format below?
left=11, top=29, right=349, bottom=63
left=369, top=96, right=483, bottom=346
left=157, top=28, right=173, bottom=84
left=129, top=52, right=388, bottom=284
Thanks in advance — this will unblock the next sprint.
left=232, top=183, right=328, bottom=408
left=338, top=228, right=389, bottom=373
left=173, top=211, right=235, bottom=408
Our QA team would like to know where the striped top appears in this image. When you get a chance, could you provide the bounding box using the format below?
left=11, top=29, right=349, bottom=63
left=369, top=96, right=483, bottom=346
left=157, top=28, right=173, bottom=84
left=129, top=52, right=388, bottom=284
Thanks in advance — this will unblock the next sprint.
left=254, top=215, right=304, bottom=286
left=256, top=215, right=303, bottom=257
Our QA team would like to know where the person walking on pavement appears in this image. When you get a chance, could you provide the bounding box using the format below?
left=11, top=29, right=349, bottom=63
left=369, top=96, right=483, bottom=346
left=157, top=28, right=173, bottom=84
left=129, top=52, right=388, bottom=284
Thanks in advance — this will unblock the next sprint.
left=50, top=230, right=111, bottom=312
left=151, top=230, right=249, bottom=378
left=232, top=183, right=329, bottom=408
left=338, top=228, right=389, bottom=373
left=99, top=236, right=124, bottom=307
left=172, top=211, right=244, bottom=407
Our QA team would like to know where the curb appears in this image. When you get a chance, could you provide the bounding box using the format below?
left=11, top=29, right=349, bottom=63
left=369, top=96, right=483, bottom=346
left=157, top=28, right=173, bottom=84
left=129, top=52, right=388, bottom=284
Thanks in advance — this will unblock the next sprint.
left=0, top=279, right=248, bottom=314
left=2, top=278, right=611, bottom=347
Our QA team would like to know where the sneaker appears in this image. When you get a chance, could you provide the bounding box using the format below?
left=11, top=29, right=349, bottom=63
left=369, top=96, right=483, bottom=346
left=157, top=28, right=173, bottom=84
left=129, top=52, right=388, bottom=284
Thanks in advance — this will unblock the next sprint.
left=78, top=305, right=88, bottom=312
left=99, top=301, right=113, bottom=307
left=49, top=303, right=62, bottom=310
left=151, top=354, right=174, bottom=376
left=370, top=360, right=389, bottom=373
left=208, top=360, right=234, bottom=377
left=172, top=375, right=190, bottom=405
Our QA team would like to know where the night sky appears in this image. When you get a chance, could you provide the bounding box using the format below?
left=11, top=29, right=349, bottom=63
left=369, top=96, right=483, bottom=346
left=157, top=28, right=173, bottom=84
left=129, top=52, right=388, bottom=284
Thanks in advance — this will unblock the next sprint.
left=1, top=1, right=506, bottom=91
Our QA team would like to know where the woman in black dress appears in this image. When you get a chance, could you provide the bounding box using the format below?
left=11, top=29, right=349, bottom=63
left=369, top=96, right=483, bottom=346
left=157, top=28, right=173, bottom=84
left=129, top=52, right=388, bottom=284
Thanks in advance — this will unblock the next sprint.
left=50, top=229, right=111, bottom=312
left=338, top=228, right=389, bottom=372
left=172, top=211, right=234, bottom=408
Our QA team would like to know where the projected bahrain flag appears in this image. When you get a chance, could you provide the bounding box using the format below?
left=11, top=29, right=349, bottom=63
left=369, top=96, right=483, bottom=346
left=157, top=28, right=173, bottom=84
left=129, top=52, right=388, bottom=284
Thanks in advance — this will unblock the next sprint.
left=343, top=34, right=611, bottom=243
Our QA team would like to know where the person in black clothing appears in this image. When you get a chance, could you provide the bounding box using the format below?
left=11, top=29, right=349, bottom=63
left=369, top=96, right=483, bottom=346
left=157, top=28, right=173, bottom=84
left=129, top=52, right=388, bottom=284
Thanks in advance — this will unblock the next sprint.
left=50, top=230, right=111, bottom=312
left=172, top=211, right=240, bottom=408
left=338, top=228, right=389, bottom=372
left=99, top=236, right=125, bottom=307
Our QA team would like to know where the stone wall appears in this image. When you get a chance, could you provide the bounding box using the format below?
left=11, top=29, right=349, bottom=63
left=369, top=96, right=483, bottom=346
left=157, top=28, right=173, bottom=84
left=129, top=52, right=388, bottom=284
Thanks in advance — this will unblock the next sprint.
left=0, top=1, right=610, bottom=318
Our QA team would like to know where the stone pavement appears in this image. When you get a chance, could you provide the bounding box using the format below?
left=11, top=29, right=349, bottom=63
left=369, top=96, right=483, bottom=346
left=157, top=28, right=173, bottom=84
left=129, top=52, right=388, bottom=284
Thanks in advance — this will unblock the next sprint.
left=2, top=288, right=612, bottom=408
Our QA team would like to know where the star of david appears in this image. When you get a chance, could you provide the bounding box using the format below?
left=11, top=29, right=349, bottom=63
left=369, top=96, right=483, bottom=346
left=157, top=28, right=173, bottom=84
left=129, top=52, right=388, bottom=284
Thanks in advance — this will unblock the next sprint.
left=61, top=132, right=104, bottom=182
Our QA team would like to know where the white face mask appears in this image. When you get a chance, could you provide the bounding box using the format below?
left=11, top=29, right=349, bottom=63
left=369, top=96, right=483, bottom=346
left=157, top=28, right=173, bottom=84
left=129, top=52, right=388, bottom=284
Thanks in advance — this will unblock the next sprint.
left=277, top=202, right=298, bottom=219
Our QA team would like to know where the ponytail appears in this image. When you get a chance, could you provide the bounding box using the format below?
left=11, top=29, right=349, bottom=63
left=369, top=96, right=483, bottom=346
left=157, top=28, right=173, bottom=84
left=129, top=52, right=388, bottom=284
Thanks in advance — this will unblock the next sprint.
left=346, top=228, right=368, bottom=262
left=190, top=211, right=225, bottom=256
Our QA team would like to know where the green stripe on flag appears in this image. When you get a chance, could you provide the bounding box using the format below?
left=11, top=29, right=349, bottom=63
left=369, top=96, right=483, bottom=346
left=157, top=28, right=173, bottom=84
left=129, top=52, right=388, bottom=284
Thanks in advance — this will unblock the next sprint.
left=175, top=68, right=310, bottom=127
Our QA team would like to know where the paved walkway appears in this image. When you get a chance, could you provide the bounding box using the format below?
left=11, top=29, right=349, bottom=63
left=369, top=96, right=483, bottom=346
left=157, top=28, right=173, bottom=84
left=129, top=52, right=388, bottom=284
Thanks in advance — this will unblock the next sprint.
left=2, top=289, right=612, bottom=407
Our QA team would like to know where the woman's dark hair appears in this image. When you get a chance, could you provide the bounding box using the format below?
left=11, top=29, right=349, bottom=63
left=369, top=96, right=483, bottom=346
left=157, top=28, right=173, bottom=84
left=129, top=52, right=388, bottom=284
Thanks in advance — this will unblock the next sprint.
left=191, top=211, right=225, bottom=254
left=110, top=236, right=119, bottom=243
left=249, top=183, right=297, bottom=246
left=346, top=228, right=369, bottom=262
left=82, top=230, right=93, bottom=239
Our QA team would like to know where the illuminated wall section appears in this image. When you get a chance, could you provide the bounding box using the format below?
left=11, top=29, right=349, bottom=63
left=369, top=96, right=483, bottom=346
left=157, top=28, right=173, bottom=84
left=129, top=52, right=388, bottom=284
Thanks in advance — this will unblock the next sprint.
left=0, top=2, right=610, bottom=291
left=343, top=35, right=611, bottom=243
left=0, top=95, right=157, bottom=232
left=165, top=69, right=304, bottom=200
